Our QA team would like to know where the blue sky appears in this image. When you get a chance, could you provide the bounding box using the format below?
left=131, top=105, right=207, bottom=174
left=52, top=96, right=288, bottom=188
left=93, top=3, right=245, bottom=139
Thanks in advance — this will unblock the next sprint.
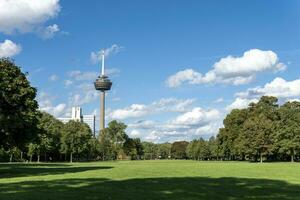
left=1, top=0, right=300, bottom=142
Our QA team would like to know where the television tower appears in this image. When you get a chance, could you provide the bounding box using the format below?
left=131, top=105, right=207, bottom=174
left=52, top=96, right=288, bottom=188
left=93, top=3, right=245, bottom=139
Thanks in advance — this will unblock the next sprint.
left=94, top=50, right=112, bottom=132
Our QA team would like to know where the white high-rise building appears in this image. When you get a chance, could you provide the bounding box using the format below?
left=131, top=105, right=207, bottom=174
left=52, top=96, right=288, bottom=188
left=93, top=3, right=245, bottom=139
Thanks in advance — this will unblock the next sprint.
left=71, top=107, right=83, bottom=121
left=58, top=107, right=96, bottom=137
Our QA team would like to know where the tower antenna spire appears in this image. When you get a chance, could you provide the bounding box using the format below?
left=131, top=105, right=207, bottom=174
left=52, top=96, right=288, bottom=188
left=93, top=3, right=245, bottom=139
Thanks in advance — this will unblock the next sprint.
left=101, top=50, right=105, bottom=76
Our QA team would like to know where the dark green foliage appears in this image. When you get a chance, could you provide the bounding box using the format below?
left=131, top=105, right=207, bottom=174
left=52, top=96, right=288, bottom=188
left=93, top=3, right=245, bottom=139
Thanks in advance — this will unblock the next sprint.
left=171, top=141, right=189, bottom=159
left=123, top=138, right=144, bottom=160
left=217, top=96, right=300, bottom=162
left=0, top=58, right=39, bottom=151
left=141, top=142, right=171, bottom=159
left=276, top=102, right=300, bottom=162
left=60, top=120, right=93, bottom=162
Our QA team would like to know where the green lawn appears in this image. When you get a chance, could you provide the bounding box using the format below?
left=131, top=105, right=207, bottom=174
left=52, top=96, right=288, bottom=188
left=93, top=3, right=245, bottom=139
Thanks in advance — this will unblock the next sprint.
left=1, top=160, right=300, bottom=200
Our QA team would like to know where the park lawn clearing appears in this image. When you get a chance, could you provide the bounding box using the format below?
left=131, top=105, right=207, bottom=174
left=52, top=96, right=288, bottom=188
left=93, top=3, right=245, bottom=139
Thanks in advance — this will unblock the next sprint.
left=1, top=160, right=300, bottom=200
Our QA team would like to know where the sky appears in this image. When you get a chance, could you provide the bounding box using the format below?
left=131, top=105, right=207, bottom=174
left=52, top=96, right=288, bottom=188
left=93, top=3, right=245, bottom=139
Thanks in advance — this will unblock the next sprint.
left=1, top=0, right=300, bottom=143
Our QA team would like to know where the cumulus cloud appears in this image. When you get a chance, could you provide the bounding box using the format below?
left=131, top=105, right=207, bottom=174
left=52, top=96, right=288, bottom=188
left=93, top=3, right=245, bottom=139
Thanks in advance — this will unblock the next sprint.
left=127, top=107, right=222, bottom=143
left=37, top=91, right=66, bottom=117
left=109, top=98, right=195, bottom=120
left=0, top=0, right=61, bottom=34
left=226, top=97, right=259, bottom=111
left=90, top=44, right=123, bottom=64
left=67, top=69, right=120, bottom=82
left=226, top=77, right=300, bottom=111
left=236, top=77, right=300, bottom=99
left=166, top=49, right=286, bottom=88
left=172, top=107, right=220, bottom=126
left=68, top=70, right=98, bottom=81
left=64, top=80, right=73, bottom=87
left=38, top=24, right=60, bottom=39
left=68, top=83, right=98, bottom=106
left=49, top=74, right=59, bottom=81
left=128, top=120, right=157, bottom=130
left=214, top=97, right=224, bottom=103
left=0, top=40, right=22, bottom=57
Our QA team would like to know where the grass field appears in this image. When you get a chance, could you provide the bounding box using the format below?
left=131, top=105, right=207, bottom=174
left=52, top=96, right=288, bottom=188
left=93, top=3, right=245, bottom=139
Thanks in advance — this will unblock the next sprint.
left=1, top=160, right=300, bottom=200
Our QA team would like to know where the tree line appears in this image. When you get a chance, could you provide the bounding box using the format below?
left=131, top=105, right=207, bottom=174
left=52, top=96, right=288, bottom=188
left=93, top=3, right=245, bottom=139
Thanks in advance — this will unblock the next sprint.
left=1, top=59, right=299, bottom=162
left=0, top=58, right=144, bottom=162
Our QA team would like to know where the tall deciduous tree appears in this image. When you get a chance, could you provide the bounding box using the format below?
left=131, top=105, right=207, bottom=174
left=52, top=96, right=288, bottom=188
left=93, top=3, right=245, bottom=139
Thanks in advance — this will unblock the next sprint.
left=0, top=58, right=39, bottom=154
left=171, top=141, right=189, bottom=159
left=276, top=101, right=300, bottom=162
left=60, top=120, right=92, bottom=162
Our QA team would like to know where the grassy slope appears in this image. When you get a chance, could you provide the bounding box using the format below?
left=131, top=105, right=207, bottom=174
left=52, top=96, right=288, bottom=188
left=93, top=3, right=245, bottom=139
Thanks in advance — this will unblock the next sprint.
left=1, top=160, right=300, bottom=200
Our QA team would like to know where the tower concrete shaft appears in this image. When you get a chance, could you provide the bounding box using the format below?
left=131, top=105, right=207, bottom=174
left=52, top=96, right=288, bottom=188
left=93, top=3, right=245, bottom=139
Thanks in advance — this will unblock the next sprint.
left=100, top=91, right=105, bottom=131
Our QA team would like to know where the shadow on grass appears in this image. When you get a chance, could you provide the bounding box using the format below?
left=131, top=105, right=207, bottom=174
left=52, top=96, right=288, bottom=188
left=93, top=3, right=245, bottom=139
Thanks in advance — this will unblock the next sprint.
left=0, top=164, right=112, bottom=178
left=1, top=177, right=300, bottom=200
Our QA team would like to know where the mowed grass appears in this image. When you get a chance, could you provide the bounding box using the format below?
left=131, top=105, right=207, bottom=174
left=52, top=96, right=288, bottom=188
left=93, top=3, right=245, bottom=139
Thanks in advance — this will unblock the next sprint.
left=1, top=160, right=300, bottom=200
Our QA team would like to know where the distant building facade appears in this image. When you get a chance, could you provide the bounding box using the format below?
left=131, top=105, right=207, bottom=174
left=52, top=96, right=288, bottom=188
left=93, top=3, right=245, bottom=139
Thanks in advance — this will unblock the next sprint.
left=58, top=107, right=96, bottom=137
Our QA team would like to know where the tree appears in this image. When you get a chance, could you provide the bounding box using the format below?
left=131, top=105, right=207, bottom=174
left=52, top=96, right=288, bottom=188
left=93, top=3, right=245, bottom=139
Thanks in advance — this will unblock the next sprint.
left=157, top=143, right=171, bottom=159
left=244, top=96, right=278, bottom=162
left=186, top=140, right=199, bottom=160
left=105, top=120, right=128, bottom=158
left=276, top=101, right=300, bottom=162
left=218, top=108, right=248, bottom=160
left=123, top=138, right=144, bottom=160
left=99, top=129, right=114, bottom=160
left=0, top=58, right=39, bottom=154
left=60, top=120, right=92, bottom=162
left=142, top=142, right=158, bottom=160
left=171, top=141, right=189, bottom=159
left=27, top=143, right=38, bottom=162
left=37, top=112, right=64, bottom=161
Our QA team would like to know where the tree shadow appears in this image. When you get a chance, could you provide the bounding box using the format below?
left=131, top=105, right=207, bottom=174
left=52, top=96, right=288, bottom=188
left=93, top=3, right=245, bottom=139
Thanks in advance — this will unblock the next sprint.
left=0, top=164, right=112, bottom=178
left=0, top=177, right=300, bottom=200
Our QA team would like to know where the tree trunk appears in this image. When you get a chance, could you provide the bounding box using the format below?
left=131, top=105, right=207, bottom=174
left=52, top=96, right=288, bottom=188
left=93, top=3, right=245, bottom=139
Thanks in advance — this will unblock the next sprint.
left=9, top=153, right=13, bottom=163
left=37, top=154, right=40, bottom=163
left=20, top=151, right=23, bottom=161
left=30, top=155, right=32, bottom=163
left=44, top=153, right=47, bottom=162
left=260, top=153, right=263, bottom=163
left=70, top=152, right=73, bottom=163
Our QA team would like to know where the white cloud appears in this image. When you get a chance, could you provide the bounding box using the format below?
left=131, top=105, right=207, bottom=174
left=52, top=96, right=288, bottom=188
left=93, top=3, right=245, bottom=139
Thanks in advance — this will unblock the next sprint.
left=128, top=120, right=157, bottom=130
left=172, top=107, right=220, bottom=126
left=126, top=106, right=222, bottom=143
left=68, top=70, right=98, bottom=81
left=90, top=44, right=123, bottom=64
left=49, top=74, right=59, bottom=81
left=214, top=97, right=224, bottom=103
left=0, top=0, right=61, bottom=34
left=68, top=83, right=99, bottom=106
left=227, top=77, right=300, bottom=111
left=37, top=91, right=66, bottom=117
left=109, top=98, right=195, bottom=120
left=38, top=24, right=60, bottom=39
left=129, top=130, right=141, bottom=138
left=166, top=49, right=286, bottom=87
left=226, top=97, right=259, bottom=111
left=166, top=69, right=202, bottom=88
left=69, top=91, right=98, bottom=107
left=67, top=69, right=120, bottom=82
left=64, top=80, right=73, bottom=87
left=110, top=104, right=147, bottom=120
left=0, top=40, right=22, bottom=57
left=144, top=131, right=161, bottom=143
left=236, top=77, right=300, bottom=99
